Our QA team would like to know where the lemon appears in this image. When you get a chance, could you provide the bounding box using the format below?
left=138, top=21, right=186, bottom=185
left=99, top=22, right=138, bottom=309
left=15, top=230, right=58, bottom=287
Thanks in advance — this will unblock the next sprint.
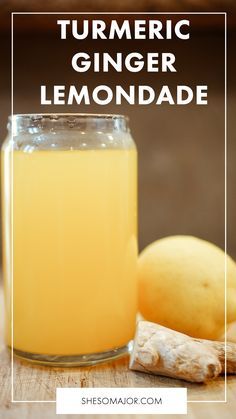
left=138, top=236, right=236, bottom=339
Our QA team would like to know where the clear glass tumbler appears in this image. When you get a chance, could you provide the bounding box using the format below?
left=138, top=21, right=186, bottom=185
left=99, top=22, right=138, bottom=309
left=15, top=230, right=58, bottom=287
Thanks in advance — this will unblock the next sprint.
left=2, top=113, right=137, bottom=366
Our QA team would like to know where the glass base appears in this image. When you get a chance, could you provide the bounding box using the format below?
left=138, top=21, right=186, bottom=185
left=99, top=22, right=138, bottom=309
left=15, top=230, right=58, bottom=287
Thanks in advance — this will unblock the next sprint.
left=12, top=341, right=133, bottom=367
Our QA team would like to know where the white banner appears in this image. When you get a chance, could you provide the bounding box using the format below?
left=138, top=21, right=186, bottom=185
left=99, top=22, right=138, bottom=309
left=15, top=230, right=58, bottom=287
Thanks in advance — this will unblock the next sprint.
left=56, top=387, right=187, bottom=415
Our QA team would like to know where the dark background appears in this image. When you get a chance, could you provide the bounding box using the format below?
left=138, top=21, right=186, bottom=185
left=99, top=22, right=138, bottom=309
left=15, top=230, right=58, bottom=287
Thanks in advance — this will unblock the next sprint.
left=0, top=2, right=235, bottom=257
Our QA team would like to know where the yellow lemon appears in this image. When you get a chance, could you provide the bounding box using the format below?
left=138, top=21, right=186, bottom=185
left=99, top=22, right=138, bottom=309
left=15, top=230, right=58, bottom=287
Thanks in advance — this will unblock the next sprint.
left=138, top=236, right=236, bottom=339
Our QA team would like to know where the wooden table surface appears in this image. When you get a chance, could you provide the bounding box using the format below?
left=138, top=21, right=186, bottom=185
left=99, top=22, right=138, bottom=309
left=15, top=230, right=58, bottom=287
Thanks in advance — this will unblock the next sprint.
left=0, top=285, right=235, bottom=418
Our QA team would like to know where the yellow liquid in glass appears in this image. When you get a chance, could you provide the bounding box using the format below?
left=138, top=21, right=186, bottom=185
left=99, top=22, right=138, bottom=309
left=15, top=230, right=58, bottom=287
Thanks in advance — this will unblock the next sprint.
left=2, top=148, right=137, bottom=355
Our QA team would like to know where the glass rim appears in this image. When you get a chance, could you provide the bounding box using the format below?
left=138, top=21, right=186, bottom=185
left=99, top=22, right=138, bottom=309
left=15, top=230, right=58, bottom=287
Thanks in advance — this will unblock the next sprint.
left=9, top=113, right=129, bottom=121
left=8, top=113, right=130, bottom=135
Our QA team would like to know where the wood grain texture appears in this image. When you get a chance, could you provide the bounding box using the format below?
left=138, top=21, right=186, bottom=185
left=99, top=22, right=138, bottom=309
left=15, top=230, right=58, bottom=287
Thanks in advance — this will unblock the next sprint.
left=0, top=285, right=236, bottom=418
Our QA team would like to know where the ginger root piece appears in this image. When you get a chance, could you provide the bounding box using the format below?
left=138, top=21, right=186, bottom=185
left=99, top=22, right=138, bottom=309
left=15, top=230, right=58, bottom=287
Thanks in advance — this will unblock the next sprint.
left=196, top=339, right=236, bottom=374
left=129, top=321, right=236, bottom=383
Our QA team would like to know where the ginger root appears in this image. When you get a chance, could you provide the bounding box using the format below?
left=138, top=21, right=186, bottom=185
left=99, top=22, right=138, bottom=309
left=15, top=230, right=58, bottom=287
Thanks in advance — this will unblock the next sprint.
left=196, top=339, right=236, bottom=374
left=129, top=321, right=236, bottom=383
